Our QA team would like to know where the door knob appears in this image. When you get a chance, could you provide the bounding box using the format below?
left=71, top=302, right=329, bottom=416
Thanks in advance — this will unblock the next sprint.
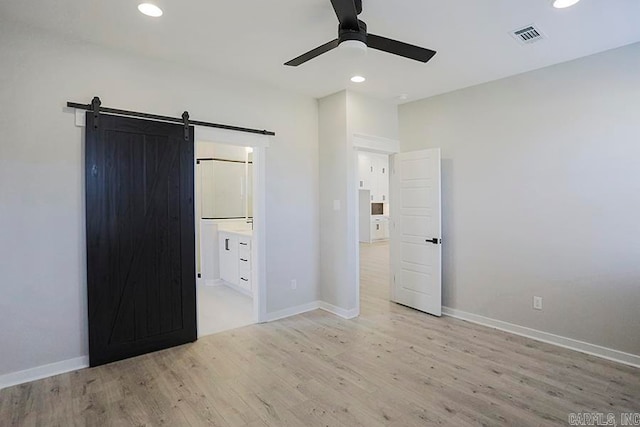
left=426, top=238, right=441, bottom=244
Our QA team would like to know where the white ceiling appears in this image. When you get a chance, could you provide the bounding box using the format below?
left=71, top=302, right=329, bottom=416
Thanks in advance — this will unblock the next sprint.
left=2, top=0, right=640, bottom=103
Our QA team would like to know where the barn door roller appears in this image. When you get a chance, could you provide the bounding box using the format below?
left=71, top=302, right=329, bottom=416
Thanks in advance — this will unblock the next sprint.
left=91, top=96, right=101, bottom=129
left=182, top=111, right=190, bottom=141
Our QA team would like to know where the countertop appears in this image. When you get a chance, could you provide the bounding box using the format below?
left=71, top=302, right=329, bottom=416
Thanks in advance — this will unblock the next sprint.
left=218, top=228, right=253, bottom=237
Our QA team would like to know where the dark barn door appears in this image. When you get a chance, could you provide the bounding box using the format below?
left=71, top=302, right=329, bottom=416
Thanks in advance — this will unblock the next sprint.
left=85, top=113, right=197, bottom=367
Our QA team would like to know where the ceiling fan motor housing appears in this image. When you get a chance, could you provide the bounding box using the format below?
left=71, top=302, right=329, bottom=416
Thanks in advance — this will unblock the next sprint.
left=339, top=19, right=368, bottom=45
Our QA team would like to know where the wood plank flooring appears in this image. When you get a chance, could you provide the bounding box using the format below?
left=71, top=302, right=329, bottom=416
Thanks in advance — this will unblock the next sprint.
left=1, top=241, right=638, bottom=426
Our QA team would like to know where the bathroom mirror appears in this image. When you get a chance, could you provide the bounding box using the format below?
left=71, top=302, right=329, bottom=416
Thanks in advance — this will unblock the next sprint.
left=198, top=149, right=253, bottom=219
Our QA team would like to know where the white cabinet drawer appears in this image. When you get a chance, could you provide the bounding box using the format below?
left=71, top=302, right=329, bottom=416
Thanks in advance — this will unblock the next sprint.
left=238, top=236, right=251, bottom=249
left=239, top=245, right=251, bottom=259
left=239, top=256, right=251, bottom=271
left=238, top=273, right=251, bottom=291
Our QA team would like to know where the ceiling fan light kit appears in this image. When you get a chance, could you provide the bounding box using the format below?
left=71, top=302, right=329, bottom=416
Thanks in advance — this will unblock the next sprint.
left=284, top=0, right=436, bottom=66
left=339, top=39, right=368, bottom=54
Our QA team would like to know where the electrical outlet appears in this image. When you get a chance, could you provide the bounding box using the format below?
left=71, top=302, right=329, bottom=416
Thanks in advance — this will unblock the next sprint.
left=533, top=296, right=543, bottom=310
left=290, top=279, right=297, bottom=290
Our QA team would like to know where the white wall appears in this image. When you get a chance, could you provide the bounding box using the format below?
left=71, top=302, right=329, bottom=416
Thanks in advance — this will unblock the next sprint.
left=0, top=22, right=319, bottom=376
left=318, top=91, right=349, bottom=308
left=399, top=42, right=640, bottom=356
left=346, top=91, right=399, bottom=140
left=318, top=90, right=398, bottom=312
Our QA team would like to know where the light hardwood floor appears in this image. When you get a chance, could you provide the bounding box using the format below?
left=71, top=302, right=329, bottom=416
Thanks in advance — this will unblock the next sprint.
left=1, top=241, right=638, bottom=426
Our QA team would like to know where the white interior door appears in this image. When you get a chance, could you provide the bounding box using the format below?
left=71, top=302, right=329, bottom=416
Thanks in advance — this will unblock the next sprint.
left=390, top=148, right=442, bottom=316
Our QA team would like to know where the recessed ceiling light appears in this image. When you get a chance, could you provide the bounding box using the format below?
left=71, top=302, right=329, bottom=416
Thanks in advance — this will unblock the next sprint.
left=350, top=76, right=366, bottom=83
left=138, top=3, right=163, bottom=17
left=552, top=0, right=581, bottom=8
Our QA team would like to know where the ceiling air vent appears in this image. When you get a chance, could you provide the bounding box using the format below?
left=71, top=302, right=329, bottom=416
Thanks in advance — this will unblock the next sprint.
left=510, top=24, right=545, bottom=44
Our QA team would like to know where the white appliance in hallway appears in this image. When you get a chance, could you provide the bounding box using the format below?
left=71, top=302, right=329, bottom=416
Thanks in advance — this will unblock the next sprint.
left=390, top=148, right=442, bottom=316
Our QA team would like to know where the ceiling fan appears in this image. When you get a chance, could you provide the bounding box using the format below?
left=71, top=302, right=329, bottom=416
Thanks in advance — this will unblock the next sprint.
left=284, top=0, right=437, bottom=66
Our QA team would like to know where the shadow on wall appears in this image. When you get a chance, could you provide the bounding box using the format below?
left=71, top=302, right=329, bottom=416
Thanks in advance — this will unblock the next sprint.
left=441, top=158, right=455, bottom=308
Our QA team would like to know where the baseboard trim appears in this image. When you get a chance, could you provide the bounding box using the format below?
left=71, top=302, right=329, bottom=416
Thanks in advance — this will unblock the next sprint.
left=265, top=301, right=321, bottom=322
left=318, top=301, right=359, bottom=319
left=442, top=307, right=640, bottom=369
left=0, top=356, right=89, bottom=390
left=1, top=300, right=359, bottom=389
left=265, top=300, right=360, bottom=322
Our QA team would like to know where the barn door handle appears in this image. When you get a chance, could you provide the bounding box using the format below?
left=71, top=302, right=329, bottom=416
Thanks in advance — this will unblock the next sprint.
left=426, top=238, right=441, bottom=244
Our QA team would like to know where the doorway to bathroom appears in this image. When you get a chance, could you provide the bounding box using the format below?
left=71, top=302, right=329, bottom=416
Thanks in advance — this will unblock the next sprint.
left=195, top=141, right=260, bottom=337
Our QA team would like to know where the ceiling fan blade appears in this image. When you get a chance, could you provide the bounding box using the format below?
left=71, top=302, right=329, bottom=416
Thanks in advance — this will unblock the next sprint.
left=367, top=34, right=437, bottom=63
left=330, top=0, right=360, bottom=31
left=284, top=39, right=340, bottom=66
